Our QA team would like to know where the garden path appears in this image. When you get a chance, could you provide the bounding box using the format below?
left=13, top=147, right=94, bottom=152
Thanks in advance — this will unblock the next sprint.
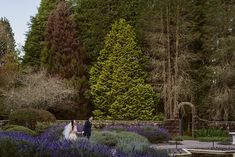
left=151, top=140, right=235, bottom=149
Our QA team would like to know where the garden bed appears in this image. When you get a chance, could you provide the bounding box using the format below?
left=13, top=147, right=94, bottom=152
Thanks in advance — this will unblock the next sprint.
left=0, top=123, right=169, bottom=157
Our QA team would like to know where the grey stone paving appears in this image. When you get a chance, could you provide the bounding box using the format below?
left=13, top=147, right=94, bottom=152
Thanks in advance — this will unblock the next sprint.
left=151, top=140, right=235, bottom=150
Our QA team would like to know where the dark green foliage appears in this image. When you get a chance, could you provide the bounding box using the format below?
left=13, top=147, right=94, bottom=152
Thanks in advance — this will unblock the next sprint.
left=9, top=0, right=235, bottom=121
left=36, top=109, right=57, bottom=122
left=91, top=131, right=150, bottom=153
left=195, top=128, right=228, bottom=138
left=9, top=108, right=56, bottom=130
left=193, top=0, right=235, bottom=120
left=0, top=98, right=5, bottom=120
left=2, top=124, right=21, bottom=130
left=0, top=138, right=35, bottom=157
left=35, top=122, right=54, bottom=134
left=74, top=0, right=142, bottom=62
left=191, top=0, right=220, bottom=119
left=196, top=137, right=230, bottom=142
left=23, top=0, right=58, bottom=67
left=90, top=19, right=157, bottom=120
left=91, top=131, right=118, bottom=147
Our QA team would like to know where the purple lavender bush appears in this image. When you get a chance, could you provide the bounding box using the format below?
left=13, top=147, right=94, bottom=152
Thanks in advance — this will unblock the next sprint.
left=0, top=124, right=169, bottom=157
left=103, top=125, right=171, bottom=143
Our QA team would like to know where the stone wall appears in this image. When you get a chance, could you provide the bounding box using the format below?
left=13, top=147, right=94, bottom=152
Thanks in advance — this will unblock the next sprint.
left=0, top=119, right=180, bottom=136
left=163, top=119, right=180, bottom=136
left=57, top=120, right=182, bottom=136
left=195, top=117, right=235, bottom=132
left=57, top=120, right=164, bottom=129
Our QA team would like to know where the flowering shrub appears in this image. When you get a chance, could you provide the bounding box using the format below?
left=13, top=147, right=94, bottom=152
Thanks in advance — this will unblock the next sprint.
left=103, top=125, right=171, bottom=143
left=0, top=124, right=169, bottom=157
left=91, top=130, right=151, bottom=153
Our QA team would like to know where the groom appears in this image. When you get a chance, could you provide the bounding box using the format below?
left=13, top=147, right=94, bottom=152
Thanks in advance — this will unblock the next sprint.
left=82, top=116, right=93, bottom=139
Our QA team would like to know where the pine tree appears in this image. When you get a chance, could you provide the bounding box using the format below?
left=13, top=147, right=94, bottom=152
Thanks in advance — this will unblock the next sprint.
left=0, top=17, right=15, bottom=60
left=74, top=0, right=142, bottom=63
left=202, top=0, right=235, bottom=120
left=188, top=0, right=212, bottom=120
left=42, top=1, right=90, bottom=118
left=0, top=17, right=18, bottom=69
left=42, top=0, right=84, bottom=78
left=23, top=0, right=58, bottom=67
left=90, top=19, right=157, bottom=120
left=137, top=0, right=196, bottom=119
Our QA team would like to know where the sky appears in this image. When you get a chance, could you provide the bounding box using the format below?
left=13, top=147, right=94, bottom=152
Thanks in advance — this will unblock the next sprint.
left=0, top=0, right=41, bottom=49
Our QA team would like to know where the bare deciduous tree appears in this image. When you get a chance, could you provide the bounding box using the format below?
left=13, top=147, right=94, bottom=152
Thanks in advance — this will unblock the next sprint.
left=2, top=70, right=76, bottom=111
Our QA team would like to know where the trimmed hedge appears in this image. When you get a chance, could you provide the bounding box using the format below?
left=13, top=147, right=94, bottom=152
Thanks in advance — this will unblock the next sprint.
left=5, top=125, right=37, bottom=136
left=2, top=124, right=20, bottom=130
left=91, top=131, right=151, bottom=153
left=103, top=125, right=170, bottom=143
left=35, top=122, right=54, bottom=134
left=195, top=128, right=228, bottom=137
left=9, top=108, right=56, bottom=130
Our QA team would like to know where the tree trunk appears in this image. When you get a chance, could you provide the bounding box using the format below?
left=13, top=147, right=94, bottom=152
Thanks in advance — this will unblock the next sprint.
left=166, top=1, right=172, bottom=119
left=174, top=0, right=180, bottom=117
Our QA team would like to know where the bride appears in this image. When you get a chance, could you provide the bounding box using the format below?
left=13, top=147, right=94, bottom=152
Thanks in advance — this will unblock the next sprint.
left=63, top=120, right=82, bottom=140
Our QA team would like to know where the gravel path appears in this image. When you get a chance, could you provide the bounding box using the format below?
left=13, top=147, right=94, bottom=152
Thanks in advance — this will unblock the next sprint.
left=151, top=140, right=235, bottom=150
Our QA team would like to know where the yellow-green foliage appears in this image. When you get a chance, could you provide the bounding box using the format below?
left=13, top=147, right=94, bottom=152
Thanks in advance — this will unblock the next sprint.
left=4, top=125, right=37, bottom=136
left=90, top=19, right=158, bottom=120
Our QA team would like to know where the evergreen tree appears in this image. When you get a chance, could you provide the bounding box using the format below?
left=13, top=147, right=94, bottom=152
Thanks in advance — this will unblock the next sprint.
left=0, top=17, right=18, bottom=69
left=136, top=0, right=196, bottom=119
left=0, top=17, right=19, bottom=90
left=188, top=0, right=212, bottom=119
left=23, top=0, right=58, bottom=67
left=74, top=0, right=142, bottom=63
left=90, top=19, right=157, bottom=120
left=202, top=0, right=235, bottom=120
left=0, top=17, right=15, bottom=60
left=42, top=0, right=90, bottom=118
left=42, top=0, right=84, bottom=78
left=180, top=0, right=235, bottom=121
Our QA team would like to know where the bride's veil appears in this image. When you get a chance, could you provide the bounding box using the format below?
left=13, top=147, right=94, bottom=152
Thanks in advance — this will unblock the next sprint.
left=63, top=122, right=72, bottom=139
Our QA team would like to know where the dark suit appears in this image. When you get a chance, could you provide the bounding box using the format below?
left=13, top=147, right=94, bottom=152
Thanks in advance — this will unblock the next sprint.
left=83, top=120, right=92, bottom=139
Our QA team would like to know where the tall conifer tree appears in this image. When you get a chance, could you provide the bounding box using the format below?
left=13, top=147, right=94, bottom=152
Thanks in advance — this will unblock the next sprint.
left=23, top=0, right=58, bottom=67
left=137, top=0, right=196, bottom=119
left=42, top=0, right=84, bottom=78
left=74, top=0, right=142, bottom=63
left=90, top=19, right=157, bottom=120
left=0, top=17, right=18, bottom=69
left=0, top=17, right=15, bottom=60
left=42, top=0, right=90, bottom=118
left=202, top=0, right=235, bottom=120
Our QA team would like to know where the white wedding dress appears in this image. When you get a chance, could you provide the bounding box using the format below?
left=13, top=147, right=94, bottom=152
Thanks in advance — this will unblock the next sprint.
left=63, top=122, right=78, bottom=140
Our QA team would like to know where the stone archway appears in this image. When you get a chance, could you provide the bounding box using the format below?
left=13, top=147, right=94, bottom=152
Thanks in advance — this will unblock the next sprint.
left=176, top=102, right=196, bottom=137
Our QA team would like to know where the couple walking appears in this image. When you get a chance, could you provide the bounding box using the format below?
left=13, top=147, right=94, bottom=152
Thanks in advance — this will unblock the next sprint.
left=63, top=116, right=93, bottom=140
